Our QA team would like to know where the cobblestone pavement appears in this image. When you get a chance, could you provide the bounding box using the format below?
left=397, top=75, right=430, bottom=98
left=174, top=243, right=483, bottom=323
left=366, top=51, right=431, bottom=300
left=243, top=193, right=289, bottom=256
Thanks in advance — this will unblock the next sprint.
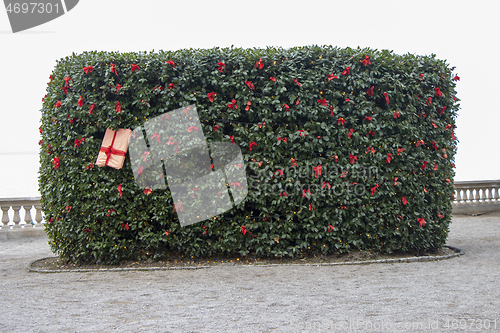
left=1, top=213, right=499, bottom=333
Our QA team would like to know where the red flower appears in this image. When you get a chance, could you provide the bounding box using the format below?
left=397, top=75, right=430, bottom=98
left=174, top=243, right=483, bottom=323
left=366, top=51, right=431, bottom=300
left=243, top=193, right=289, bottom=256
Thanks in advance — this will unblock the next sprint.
left=228, top=99, right=238, bottom=109
left=360, top=55, right=372, bottom=67
left=202, top=225, right=208, bottom=235
left=416, top=140, right=425, bottom=147
left=168, top=83, right=174, bottom=89
left=327, top=224, right=335, bottom=233
left=277, top=192, right=285, bottom=196
left=52, top=157, right=60, bottom=170
left=367, top=131, right=375, bottom=137
left=54, top=100, right=61, bottom=108
left=110, top=63, right=118, bottom=76
left=121, top=223, right=129, bottom=231
left=249, top=141, right=257, bottom=152
left=322, top=182, right=331, bottom=189
left=217, top=62, right=225, bottom=72
left=83, top=66, right=93, bottom=74
left=302, top=189, right=311, bottom=197
left=337, top=117, right=345, bottom=128
left=131, top=64, right=140, bottom=72
left=290, top=158, right=297, bottom=167
left=116, top=101, right=121, bottom=113
left=86, top=163, right=94, bottom=170
left=453, top=75, right=460, bottom=81
left=144, top=187, right=152, bottom=195
left=309, top=203, right=314, bottom=211
left=245, top=80, right=255, bottom=90
left=231, top=182, right=242, bottom=189
left=417, top=218, right=425, bottom=227
left=77, top=95, right=84, bottom=107
left=116, top=84, right=122, bottom=93
left=39, top=126, right=43, bottom=134
left=366, top=86, right=374, bottom=97
left=269, top=76, right=276, bottom=82
left=241, top=225, right=248, bottom=235
left=394, top=177, right=398, bottom=186
left=438, top=212, right=445, bottom=219
left=317, top=99, right=327, bottom=107
left=349, top=154, right=357, bottom=164
left=117, top=183, right=123, bottom=197
left=386, top=153, right=392, bottom=163
left=151, top=132, right=161, bottom=143
left=421, top=161, right=428, bottom=170
left=402, top=196, right=408, bottom=205
left=188, top=126, right=198, bottom=132
left=434, top=87, right=443, bottom=97
left=207, top=91, right=216, bottom=102
left=426, top=97, right=432, bottom=105
left=293, top=78, right=301, bottom=87
left=74, top=137, right=85, bottom=147
left=383, top=92, right=389, bottom=105
left=62, top=85, right=69, bottom=95
left=254, top=58, right=264, bottom=69
left=342, top=67, right=351, bottom=75
left=397, top=148, right=405, bottom=155
left=65, top=205, right=72, bottom=212
left=278, top=137, right=287, bottom=143
left=432, top=141, right=438, bottom=151
left=434, top=163, right=438, bottom=171
left=282, top=104, right=290, bottom=111
left=330, top=105, right=334, bottom=116
left=166, top=60, right=175, bottom=67
left=371, top=184, right=379, bottom=195
left=348, top=129, right=355, bottom=138
left=327, top=73, right=338, bottom=81
left=419, top=73, right=424, bottom=81
left=437, top=106, right=447, bottom=114
left=365, top=147, right=375, bottom=154
left=229, top=135, right=235, bottom=144
left=136, top=165, right=144, bottom=176
left=393, top=111, right=400, bottom=118
left=165, top=230, right=170, bottom=236
left=89, top=103, right=95, bottom=115
left=297, top=130, right=308, bottom=136
left=345, top=98, right=350, bottom=103
left=364, top=116, right=372, bottom=121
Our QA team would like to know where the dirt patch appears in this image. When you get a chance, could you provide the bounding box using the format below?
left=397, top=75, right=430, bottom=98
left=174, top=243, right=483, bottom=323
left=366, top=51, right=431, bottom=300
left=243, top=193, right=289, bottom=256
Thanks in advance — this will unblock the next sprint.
left=30, top=247, right=459, bottom=271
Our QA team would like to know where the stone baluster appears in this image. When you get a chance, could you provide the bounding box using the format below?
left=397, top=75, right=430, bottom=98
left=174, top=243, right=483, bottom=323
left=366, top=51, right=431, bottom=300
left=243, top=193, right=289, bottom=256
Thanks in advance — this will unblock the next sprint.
left=11, top=206, right=21, bottom=228
left=1, top=206, right=10, bottom=229
left=494, top=187, right=499, bottom=201
left=35, top=203, right=43, bottom=225
left=23, top=204, right=34, bottom=227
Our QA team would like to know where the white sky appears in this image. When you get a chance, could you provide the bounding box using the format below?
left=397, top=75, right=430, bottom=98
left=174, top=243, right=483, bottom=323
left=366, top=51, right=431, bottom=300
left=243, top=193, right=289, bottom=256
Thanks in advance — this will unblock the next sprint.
left=0, top=0, right=499, bottom=195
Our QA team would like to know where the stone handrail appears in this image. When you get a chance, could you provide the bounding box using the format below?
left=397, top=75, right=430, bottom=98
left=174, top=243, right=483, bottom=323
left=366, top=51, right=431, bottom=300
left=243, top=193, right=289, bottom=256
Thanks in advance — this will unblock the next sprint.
left=0, top=197, right=43, bottom=230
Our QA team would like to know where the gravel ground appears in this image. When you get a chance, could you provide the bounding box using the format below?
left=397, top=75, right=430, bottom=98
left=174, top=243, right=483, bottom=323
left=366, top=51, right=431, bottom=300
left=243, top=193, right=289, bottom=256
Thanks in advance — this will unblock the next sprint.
left=0, top=213, right=499, bottom=333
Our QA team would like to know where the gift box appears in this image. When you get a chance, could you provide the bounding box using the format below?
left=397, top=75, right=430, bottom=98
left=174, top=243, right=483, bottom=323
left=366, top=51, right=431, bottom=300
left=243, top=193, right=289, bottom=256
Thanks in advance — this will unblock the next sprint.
left=96, top=128, right=132, bottom=169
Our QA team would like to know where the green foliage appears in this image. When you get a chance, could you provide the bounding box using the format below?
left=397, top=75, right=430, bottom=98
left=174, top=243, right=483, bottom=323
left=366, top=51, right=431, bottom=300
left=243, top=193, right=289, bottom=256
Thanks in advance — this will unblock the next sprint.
left=39, top=46, right=459, bottom=264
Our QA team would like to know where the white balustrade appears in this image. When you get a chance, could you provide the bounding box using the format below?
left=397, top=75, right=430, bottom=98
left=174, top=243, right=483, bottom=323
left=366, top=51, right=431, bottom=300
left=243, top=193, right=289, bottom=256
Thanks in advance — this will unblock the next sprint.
left=453, top=180, right=500, bottom=215
left=0, top=197, right=44, bottom=230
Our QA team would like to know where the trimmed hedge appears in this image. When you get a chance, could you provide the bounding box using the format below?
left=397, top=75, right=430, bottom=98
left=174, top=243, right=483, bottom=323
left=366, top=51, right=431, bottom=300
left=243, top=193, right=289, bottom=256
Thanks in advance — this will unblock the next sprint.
left=39, top=46, right=459, bottom=264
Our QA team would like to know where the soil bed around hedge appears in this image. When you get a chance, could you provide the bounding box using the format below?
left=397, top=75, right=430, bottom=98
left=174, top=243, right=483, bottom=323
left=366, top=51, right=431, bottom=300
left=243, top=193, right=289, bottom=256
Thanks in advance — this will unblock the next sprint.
left=30, top=247, right=459, bottom=272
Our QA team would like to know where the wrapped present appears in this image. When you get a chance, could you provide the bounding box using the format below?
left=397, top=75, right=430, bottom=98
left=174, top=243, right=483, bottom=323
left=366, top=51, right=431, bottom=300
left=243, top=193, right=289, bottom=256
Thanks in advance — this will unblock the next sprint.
left=96, top=128, right=132, bottom=169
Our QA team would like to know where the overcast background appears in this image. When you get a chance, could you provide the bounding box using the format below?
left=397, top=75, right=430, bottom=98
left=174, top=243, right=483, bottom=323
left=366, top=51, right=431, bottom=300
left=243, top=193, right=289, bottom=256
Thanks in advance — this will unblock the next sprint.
left=0, top=0, right=499, bottom=198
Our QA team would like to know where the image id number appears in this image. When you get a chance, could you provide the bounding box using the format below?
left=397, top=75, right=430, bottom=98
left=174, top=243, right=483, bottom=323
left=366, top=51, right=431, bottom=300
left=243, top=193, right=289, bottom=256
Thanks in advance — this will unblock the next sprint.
left=6, top=2, right=60, bottom=14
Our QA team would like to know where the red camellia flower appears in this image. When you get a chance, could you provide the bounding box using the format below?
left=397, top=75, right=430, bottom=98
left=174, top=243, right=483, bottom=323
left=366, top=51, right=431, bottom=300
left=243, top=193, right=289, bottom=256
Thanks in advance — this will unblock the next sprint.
left=188, top=126, right=198, bottom=132
left=89, top=103, right=95, bottom=115
left=337, top=117, right=345, bottom=128
left=322, top=182, right=331, bottom=189
left=349, top=154, right=357, bottom=164
left=302, top=189, right=311, bottom=197
left=245, top=80, right=255, bottom=90
left=116, top=84, right=122, bottom=93
left=434, top=87, right=443, bottom=97
left=78, top=95, right=84, bottom=107
left=365, top=147, right=375, bottom=154
left=52, top=157, right=60, bottom=170
left=228, top=99, right=238, bottom=109
left=366, top=86, right=374, bottom=97
left=386, top=153, right=392, bottom=163
left=74, top=137, right=85, bottom=147
left=397, top=148, right=405, bottom=155
left=116, top=101, right=121, bottom=113
left=217, top=62, right=225, bottom=72
left=416, top=140, right=425, bottom=147
left=83, top=66, right=93, bottom=74
left=245, top=101, right=251, bottom=111
left=434, top=163, right=438, bottom=171
left=117, top=183, right=123, bottom=197
left=394, top=177, right=398, bottom=186
left=249, top=141, right=257, bottom=152
left=421, top=161, right=428, bottom=170
left=348, top=129, right=355, bottom=138
left=309, top=203, right=314, bottom=211
left=39, top=126, right=43, bottom=134
left=254, top=58, right=264, bottom=69
left=342, top=67, right=351, bottom=75
left=168, top=83, right=174, bottom=89
left=241, top=225, right=248, bottom=235
left=367, top=130, right=375, bottom=137
left=278, top=137, right=287, bottom=143
left=393, top=111, right=400, bottom=118
left=317, top=99, right=327, bottom=107
left=110, top=63, right=118, bottom=75
left=438, top=212, right=445, bottom=219
left=229, top=135, right=235, bottom=144
left=62, top=85, right=69, bottom=95
left=207, top=91, right=216, bottom=102
left=166, top=60, right=175, bottom=67
left=426, top=97, right=432, bottom=105
left=364, top=116, right=372, bottom=121
left=371, top=184, right=379, bottom=195
left=419, top=73, right=424, bottom=80
left=360, top=55, right=372, bottom=67
left=282, top=104, right=290, bottom=111
left=402, top=196, right=408, bottom=205
left=54, top=100, right=61, bottom=108
left=293, top=78, right=301, bottom=87
left=165, top=230, right=170, bottom=236
left=327, top=224, right=335, bottom=232
left=383, top=92, right=389, bottom=105
left=437, top=106, right=447, bottom=114
left=417, top=218, right=425, bottom=227
left=269, top=76, right=276, bottom=82
left=432, top=141, right=438, bottom=151
left=144, top=187, right=152, bottom=195
left=131, top=64, right=140, bottom=72
left=453, top=75, right=460, bottom=81
left=345, top=98, right=350, bottom=103
left=314, top=164, right=322, bottom=178
left=121, top=223, right=129, bottom=230
left=327, top=73, right=338, bottom=81
left=202, top=225, right=208, bottom=235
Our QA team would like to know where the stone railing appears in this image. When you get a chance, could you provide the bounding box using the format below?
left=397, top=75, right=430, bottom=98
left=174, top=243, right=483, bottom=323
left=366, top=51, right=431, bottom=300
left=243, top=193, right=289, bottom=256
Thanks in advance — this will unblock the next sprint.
left=0, top=197, right=44, bottom=231
left=453, top=180, right=500, bottom=215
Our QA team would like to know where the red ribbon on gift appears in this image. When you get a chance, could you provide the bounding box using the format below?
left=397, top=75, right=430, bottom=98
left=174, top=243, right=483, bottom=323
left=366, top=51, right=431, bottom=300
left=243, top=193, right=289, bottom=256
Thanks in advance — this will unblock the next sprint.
left=100, top=131, right=127, bottom=167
